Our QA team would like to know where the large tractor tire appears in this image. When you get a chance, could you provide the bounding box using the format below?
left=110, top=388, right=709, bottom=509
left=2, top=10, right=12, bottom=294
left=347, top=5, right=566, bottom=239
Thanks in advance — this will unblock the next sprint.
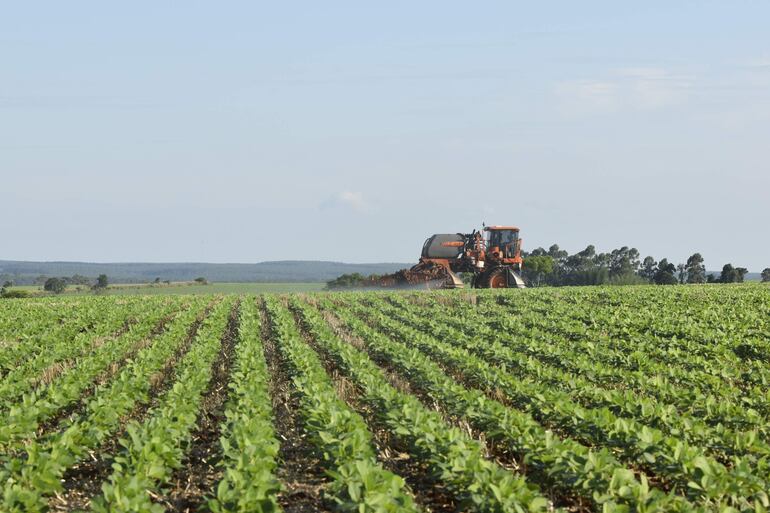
left=476, top=267, right=527, bottom=289
left=478, top=267, right=508, bottom=288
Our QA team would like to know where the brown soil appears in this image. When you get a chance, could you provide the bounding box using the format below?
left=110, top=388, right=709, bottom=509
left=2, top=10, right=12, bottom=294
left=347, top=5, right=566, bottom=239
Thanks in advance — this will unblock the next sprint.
left=378, top=298, right=679, bottom=491
left=155, top=300, right=240, bottom=512
left=48, top=301, right=217, bottom=512
left=32, top=316, right=137, bottom=388
left=290, top=302, right=458, bottom=513
left=321, top=304, right=592, bottom=513
left=38, top=310, right=180, bottom=438
left=260, top=298, right=332, bottom=513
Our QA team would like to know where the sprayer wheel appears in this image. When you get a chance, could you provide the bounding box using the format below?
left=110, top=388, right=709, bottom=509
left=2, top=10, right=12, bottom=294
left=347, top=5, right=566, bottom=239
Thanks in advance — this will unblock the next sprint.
left=484, top=268, right=508, bottom=289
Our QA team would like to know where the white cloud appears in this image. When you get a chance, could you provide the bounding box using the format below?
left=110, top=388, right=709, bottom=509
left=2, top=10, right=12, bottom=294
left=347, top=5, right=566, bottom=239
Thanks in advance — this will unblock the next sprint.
left=320, top=190, right=368, bottom=211
left=555, top=79, right=618, bottom=112
left=618, top=67, right=690, bottom=109
left=743, top=57, right=770, bottom=70
left=555, top=67, right=692, bottom=114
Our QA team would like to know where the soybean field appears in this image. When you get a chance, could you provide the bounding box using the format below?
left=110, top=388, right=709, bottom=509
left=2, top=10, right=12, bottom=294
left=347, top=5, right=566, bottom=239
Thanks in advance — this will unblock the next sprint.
left=1, top=285, right=769, bottom=513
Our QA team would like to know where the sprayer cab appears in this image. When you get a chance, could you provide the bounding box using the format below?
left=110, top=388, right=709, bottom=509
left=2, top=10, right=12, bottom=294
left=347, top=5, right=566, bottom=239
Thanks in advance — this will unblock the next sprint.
left=484, top=226, right=523, bottom=266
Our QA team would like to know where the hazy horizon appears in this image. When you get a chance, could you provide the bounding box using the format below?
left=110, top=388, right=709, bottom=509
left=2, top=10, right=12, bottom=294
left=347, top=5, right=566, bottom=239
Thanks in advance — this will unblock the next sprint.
left=2, top=3, right=768, bottom=271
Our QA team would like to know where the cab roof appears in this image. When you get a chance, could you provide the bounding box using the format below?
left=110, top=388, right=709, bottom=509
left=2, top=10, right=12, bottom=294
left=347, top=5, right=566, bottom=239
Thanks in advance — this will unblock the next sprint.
left=484, top=226, right=519, bottom=231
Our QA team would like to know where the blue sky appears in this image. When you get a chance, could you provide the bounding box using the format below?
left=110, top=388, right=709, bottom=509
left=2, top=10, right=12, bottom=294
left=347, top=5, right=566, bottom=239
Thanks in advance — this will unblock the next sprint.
left=2, top=2, right=769, bottom=270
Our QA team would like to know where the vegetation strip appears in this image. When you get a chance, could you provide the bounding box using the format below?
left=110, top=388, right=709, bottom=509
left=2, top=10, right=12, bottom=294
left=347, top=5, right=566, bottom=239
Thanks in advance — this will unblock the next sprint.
left=157, top=299, right=241, bottom=512
left=47, top=298, right=217, bottom=512
left=0, top=297, right=143, bottom=375
left=319, top=297, right=704, bottom=513
left=260, top=298, right=332, bottom=513
left=385, top=295, right=770, bottom=467
left=0, top=298, right=153, bottom=407
left=290, top=296, right=557, bottom=513
left=486, top=289, right=770, bottom=410
left=206, top=297, right=282, bottom=513
left=264, top=295, right=421, bottom=513
left=340, top=296, right=769, bottom=511
left=0, top=300, right=183, bottom=451
left=0, top=298, right=213, bottom=512
left=90, top=297, right=234, bottom=512
left=289, top=296, right=458, bottom=513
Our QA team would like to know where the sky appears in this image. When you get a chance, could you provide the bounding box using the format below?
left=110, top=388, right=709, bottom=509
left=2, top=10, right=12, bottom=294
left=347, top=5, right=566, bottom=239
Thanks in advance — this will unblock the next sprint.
left=2, top=2, right=769, bottom=270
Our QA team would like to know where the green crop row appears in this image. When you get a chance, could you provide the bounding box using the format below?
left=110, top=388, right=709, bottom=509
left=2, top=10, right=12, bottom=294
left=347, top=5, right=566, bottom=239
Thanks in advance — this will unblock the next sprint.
left=93, top=297, right=234, bottom=512
left=207, top=298, right=282, bottom=513
left=381, top=295, right=770, bottom=470
left=0, top=298, right=100, bottom=368
left=0, top=297, right=165, bottom=407
left=338, top=296, right=769, bottom=511
left=0, top=298, right=213, bottom=512
left=322, top=297, right=700, bottom=513
left=405, top=292, right=770, bottom=432
left=0, top=299, right=183, bottom=451
left=490, top=289, right=770, bottom=399
left=264, top=296, right=420, bottom=513
left=290, top=296, right=556, bottom=513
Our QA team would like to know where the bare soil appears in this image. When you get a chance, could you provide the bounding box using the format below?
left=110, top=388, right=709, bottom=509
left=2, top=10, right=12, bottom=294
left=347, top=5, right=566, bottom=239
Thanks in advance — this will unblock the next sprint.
left=39, top=310, right=178, bottom=438
left=155, top=300, right=241, bottom=512
left=291, top=302, right=458, bottom=513
left=350, top=305, right=606, bottom=513
left=260, top=298, right=333, bottom=513
left=48, top=301, right=217, bottom=512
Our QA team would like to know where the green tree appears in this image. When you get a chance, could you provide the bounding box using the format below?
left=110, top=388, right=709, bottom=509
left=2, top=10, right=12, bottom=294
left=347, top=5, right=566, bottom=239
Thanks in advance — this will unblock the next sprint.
left=543, top=244, right=568, bottom=285
left=562, top=245, right=609, bottom=285
left=93, top=274, right=109, bottom=290
left=677, top=263, right=687, bottom=284
left=194, top=277, right=208, bottom=285
left=547, top=244, right=568, bottom=260
left=653, top=259, right=678, bottom=285
left=522, top=255, right=554, bottom=287
left=608, top=246, right=640, bottom=278
left=69, top=274, right=91, bottom=286
left=717, top=264, right=748, bottom=283
left=685, top=253, right=706, bottom=284
left=44, top=277, right=67, bottom=294
left=719, top=264, right=735, bottom=283
left=326, top=273, right=367, bottom=289
left=762, top=268, right=770, bottom=282
left=638, top=256, right=657, bottom=282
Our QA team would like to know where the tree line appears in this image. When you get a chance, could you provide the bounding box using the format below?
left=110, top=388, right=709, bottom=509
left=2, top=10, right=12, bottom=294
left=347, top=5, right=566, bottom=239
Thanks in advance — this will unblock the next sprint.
left=0, top=274, right=109, bottom=297
left=522, top=244, right=765, bottom=287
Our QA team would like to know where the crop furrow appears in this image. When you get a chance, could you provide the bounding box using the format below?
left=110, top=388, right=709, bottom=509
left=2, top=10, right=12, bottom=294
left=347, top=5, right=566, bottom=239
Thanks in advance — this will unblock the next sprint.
left=338, top=298, right=769, bottom=511
left=154, top=299, right=241, bottom=512
left=264, top=296, right=421, bottom=513
left=205, top=297, right=283, bottom=513
left=89, top=298, right=234, bottom=512
left=286, top=296, right=560, bottom=513
left=315, top=297, right=703, bottom=513
left=0, top=298, right=216, bottom=513
left=380, top=295, right=770, bottom=465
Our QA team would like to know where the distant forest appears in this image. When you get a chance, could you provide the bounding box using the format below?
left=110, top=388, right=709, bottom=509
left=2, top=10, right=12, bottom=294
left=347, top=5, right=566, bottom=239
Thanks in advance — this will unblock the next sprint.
left=0, top=260, right=412, bottom=286
left=520, top=244, right=764, bottom=286
left=1, top=254, right=766, bottom=290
